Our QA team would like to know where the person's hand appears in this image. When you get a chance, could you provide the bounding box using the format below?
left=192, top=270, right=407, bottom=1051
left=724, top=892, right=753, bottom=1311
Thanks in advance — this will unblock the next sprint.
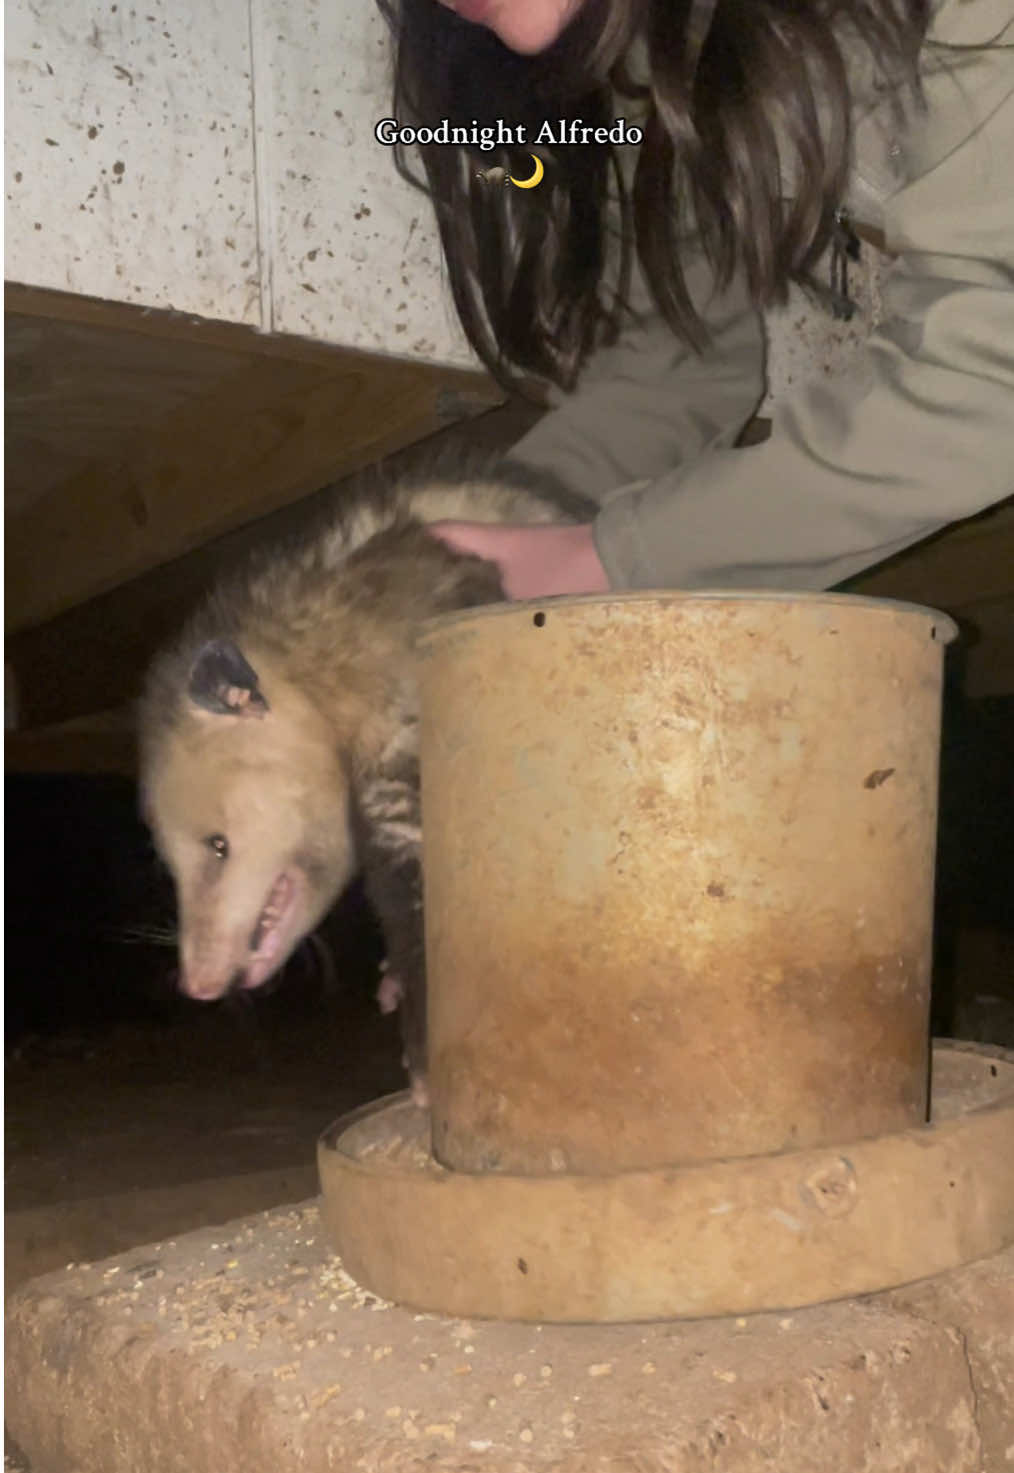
left=427, top=521, right=610, bottom=600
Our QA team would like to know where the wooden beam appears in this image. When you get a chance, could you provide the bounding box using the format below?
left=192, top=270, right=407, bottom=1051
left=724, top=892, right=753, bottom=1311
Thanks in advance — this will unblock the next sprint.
left=5, top=286, right=502, bottom=632
left=848, top=498, right=1014, bottom=611
left=4, top=710, right=137, bottom=778
left=4, top=282, right=472, bottom=370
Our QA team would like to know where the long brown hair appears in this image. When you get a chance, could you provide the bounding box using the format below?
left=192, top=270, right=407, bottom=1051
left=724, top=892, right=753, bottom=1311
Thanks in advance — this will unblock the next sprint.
left=378, top=0, right=928, bottom=391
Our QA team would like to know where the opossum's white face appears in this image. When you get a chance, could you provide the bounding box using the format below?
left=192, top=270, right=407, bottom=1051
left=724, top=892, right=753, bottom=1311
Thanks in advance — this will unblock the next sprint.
left=143, top=641, right=356, bottom=1002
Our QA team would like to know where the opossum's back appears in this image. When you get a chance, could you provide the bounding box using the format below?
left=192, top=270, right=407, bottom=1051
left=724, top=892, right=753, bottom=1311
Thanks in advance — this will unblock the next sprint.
left=304, top=473, right=594, bottom=576
left=401, top=478, right=587, bottom=528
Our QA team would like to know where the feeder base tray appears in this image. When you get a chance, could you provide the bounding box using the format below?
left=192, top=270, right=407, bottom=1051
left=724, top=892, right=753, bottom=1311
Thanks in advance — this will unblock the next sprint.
left=318, top=1040, right=1014, bottom=1323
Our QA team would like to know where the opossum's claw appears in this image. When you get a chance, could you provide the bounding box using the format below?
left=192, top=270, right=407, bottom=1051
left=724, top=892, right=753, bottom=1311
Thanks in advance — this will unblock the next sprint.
left=376, top=967, right=404, bottom=1015
left=399, top=1049, right=430, bottom=1109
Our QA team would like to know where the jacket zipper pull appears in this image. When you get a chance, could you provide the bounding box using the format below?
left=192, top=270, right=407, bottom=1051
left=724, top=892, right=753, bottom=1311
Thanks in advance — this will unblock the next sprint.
left=829, top=208, right=862, bottom=321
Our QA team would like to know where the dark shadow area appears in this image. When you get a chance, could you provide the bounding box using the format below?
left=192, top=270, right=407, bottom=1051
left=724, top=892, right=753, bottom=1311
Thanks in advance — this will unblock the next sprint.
left=932, top=687, right=1014, bottom=1041
left=5, top=772, right=387, bottom=1046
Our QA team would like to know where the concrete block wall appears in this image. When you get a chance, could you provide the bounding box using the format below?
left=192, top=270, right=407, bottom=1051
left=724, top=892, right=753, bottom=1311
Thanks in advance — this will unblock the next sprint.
left=6, top=0, right=880, bottom=405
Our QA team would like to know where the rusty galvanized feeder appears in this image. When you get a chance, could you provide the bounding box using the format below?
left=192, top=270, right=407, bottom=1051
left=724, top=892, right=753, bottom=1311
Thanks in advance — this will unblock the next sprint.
left=319, top=593, right=1014, bottom=1320
left=420, top=592, right=955, bottom=1175
left=319, top=1042, right=1014, bottom=1322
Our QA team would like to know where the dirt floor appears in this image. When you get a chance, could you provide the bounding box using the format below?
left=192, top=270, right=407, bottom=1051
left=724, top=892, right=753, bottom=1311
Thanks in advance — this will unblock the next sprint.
left=5, top=990, right=405, bottom=1291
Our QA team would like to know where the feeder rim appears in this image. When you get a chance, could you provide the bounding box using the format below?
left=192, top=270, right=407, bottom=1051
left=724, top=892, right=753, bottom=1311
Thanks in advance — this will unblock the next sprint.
left=321, top=1040, right=1013, bottom=1184
left=417, top=588, right=959, bottom=644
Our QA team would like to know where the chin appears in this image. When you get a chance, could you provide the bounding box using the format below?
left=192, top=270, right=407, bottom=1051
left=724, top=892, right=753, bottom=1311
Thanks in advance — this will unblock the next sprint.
left=492, top=19, right=567, bottom=52
left=483, top=0, right=583, bottom=55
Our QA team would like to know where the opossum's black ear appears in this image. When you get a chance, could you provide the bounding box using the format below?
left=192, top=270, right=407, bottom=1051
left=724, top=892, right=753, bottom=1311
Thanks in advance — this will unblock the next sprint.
left=187, top=639, right=269, bottom=718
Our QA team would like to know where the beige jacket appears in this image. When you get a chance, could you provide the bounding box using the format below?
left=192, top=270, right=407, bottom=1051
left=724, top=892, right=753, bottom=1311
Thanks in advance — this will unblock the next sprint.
left=505, top=0, right=1014, bottom=590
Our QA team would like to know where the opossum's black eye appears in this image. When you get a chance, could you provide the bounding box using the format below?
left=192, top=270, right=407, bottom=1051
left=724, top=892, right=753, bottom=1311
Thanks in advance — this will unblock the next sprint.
left=204, top=833, right=230, bottom=861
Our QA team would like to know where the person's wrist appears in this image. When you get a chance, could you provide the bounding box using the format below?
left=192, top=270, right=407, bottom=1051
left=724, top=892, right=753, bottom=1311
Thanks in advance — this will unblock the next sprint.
left=498, top=522, right=608, bottom=600
left=567, top=523, right=610, bottom=596
left=425, top=518, right=609, bottom=600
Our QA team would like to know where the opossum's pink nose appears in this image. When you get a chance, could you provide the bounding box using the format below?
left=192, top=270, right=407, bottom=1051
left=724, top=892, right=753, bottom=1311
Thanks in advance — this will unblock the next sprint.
left=179, top=967, right=240, bottom=1002
left=177, top=869, right=301, bottom=1001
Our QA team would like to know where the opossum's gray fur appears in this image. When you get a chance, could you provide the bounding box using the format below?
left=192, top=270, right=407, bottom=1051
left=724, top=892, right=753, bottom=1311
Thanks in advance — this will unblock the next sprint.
left=139, top=464, right=594, bottom=1095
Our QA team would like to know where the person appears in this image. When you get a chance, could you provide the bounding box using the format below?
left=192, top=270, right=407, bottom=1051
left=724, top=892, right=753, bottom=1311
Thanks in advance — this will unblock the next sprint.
left=377, top=0, right=1013, bottom=600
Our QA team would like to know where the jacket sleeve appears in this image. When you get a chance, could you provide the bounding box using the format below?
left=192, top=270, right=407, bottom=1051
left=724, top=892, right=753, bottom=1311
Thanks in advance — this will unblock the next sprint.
left=500, top=248, right=767, bottom=503
left=506, top=14, right=1014, bottom=592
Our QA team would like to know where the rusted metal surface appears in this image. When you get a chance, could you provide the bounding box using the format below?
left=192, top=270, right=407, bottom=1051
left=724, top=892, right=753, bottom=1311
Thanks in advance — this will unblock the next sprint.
left=318, top=1043, right=1014, bottom=1322
left=417, top=593, right=957, bottom=1176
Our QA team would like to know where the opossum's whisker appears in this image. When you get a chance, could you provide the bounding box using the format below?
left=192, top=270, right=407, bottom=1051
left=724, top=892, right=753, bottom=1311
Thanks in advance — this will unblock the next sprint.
left=120, top=922, right=179, bottom=948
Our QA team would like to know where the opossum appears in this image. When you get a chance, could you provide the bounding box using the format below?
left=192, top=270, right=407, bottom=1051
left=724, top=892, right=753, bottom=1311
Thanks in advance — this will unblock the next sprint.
left=139, top=471, right=594, bottom=1101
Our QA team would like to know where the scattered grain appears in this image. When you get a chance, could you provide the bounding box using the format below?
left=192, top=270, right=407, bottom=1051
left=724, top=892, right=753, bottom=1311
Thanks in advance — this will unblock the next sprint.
left=424, top=1423, right=456, bottom=1442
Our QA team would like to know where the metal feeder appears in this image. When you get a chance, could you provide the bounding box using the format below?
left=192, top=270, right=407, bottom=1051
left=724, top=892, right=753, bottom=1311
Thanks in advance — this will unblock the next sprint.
left=319, top=593, right=1014, bottom=1321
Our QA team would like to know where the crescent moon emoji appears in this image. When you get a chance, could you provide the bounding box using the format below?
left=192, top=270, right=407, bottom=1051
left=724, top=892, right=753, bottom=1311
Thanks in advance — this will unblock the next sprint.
left=508, top=153, right=544, bottom=189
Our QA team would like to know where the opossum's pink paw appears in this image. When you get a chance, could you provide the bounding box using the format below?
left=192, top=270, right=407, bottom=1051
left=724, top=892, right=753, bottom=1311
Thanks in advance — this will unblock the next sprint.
left=376, top=969, right=403, bottom=1015
left=410, top=1073, right=430, bottom=1110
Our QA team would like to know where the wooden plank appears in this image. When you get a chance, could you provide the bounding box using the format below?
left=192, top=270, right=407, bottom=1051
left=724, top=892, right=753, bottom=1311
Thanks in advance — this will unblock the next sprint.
left=4, top=283, right=387, bottom=362
left=5, top=289, right=502, bottom=632
left=5, top=314, right=257, bottom=515
left=846, top=498, right=1014, bottom=698
left=5, top=283, right=485, bottom=373
left=950, top=595, right=1014, bottom=700
left=848, top=498, right=1014, bottom=610
left=4, top=710, right=137, bottom=778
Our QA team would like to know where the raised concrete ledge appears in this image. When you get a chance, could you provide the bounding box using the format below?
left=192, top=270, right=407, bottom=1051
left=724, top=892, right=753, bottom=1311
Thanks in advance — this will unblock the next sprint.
left=6, top=1201, right=1012, bottom=1473
left=885, top=1257, right=1014, bottom=1473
